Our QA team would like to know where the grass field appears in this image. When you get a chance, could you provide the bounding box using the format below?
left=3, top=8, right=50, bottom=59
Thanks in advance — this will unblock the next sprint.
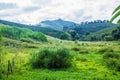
left=1, top=36, right=120, bottom=80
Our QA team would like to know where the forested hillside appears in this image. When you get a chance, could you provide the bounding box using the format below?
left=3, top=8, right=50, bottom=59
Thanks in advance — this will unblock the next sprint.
left=0, top=24, right=47, bottom=43
left=0, top=20, right=65, bottom=39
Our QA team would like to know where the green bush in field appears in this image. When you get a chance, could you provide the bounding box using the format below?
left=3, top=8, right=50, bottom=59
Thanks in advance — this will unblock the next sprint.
left=103, top=52, right=120, bottom=71
left=72, top=47, right=80, bottom=51
left=98, top=48, right=114, bottom=54
left=31, top=48, right=73, bottom=69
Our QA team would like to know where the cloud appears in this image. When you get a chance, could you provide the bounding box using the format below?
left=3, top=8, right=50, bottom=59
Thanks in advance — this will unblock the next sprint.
left=0, top=3, right=17, bottom=10
left=23, top=6, right=40, bottom=13
left=0, top=0, right=120, bottom=24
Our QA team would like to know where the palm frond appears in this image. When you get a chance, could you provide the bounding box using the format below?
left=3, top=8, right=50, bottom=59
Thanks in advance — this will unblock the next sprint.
left=112, top=5, right=120, bottom=15
left=117, top=19, right=120, bottom=23
left=110, top=11, right=120, bottom=23
left=110, top=5, right=120, bottom=23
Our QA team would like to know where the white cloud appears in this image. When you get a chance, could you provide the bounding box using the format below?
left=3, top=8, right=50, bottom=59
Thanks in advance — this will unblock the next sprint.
left=0, top=0, right=120, bottom=24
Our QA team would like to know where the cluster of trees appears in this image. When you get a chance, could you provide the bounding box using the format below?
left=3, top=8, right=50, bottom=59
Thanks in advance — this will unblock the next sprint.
left=112, top=26, right=120, bottom=40
left=0, top=26, right=47, bottom=42
left=80, top=20, right=109, bottom=25
left=88, top=26, right=120, bottom=41
left=59, top=31, right=80, bottom=41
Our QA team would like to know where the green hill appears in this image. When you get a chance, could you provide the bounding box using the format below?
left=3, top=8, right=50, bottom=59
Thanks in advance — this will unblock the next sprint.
left=84, top=26, right=117, bottom=41
left=0, top=24, right=47, bottom=43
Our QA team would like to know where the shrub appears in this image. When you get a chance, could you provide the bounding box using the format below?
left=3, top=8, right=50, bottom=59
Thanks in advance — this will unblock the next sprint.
left=60, top=32, right=71, bottom=40
left=72, top=47, right=80, bottom=51
left=79, top=50, right=89, bottom=54
left=98, top=48, right=114, bottom=54
left=31, top=48, right=73, bottom=69
left=75, top=56, right=87, bottom=62
left=103, top=52, right=120, bottom=71
left=103, top=52, right=120, bottom=59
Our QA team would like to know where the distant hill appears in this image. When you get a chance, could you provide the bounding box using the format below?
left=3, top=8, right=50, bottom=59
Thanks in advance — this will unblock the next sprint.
left=63, top=20, right=118, bottom=41
left=0, top=19, right=118, bottom=41
left=37, top=19, right=78, bottom=31
left=0, top=19, right=64, bottom=38
left=84, top=26, right=117, bottom=41
left=64, top=20, right=117, bottom=34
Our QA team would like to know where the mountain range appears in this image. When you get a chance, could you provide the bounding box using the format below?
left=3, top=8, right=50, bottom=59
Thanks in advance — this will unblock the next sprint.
left=0, top=19, right=118, bottom=41
left=37, top=18, right=78, bottom=31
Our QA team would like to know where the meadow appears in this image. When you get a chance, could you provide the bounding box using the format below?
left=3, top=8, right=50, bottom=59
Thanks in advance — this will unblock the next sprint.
left=1, top=36, right=120, bottom=80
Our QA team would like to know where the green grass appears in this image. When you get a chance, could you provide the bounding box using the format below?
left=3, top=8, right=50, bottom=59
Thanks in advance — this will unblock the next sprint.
left=1, top=37, right=120, bottom=80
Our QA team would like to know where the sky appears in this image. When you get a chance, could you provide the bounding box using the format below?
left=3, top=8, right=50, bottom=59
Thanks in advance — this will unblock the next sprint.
left=0, top=0, right=120, bottom=25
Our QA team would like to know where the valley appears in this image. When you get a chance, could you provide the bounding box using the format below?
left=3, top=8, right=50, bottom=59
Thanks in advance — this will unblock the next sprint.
left=0, top=23, right=120, bottom=80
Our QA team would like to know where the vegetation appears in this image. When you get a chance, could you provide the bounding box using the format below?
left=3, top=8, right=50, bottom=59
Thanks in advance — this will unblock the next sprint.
left=0, top=25, right=47, bottom=42
left=0, top=32, right=2, bottom=79
left=103, top=52, right=120, bottom=71
left=0, top=20, right=65, bottom=39
left=0, top=5, right=120, bottom=80
left=0, top=19, right=117, bottom=41
left=60, top=32, right=71, bottom=40
left=4, top=39, right=120, bottom=80
left=31, top=48, right=72, bottom=69
left=110, top=5, right=120, bottom=23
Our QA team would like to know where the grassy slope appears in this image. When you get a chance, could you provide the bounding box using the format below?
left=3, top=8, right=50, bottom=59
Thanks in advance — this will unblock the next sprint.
left=85, top=26, right=117, bottom=40
left=1, top=36, right=120, bottom=80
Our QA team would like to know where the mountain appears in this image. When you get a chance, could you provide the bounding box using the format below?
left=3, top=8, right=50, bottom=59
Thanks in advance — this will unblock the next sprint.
left=63, top=20, right=118, bottom=41
left=37, top=18, right=78, bottom=31
left=0, top=19, right=64, bottom=38
left=0, top=19, right=118, bottom=41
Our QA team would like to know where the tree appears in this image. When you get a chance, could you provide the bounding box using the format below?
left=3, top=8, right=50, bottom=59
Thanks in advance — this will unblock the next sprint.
left=60, top=32, right=71, bottom=40
left=104, top=35, right=113, bottom=41
left=110, top=5, right=120, bottom=23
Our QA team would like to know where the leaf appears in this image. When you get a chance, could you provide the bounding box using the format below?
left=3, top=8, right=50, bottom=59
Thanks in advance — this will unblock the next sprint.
left=112, top=5, right=120, bottom=15
left=117, top=19, right=120, bottom=24
left=110, top=10, right=120, bottom=23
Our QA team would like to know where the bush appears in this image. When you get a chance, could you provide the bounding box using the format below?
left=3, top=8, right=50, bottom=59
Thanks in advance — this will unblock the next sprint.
left=75, top=56, right=87, bottom=62
left=31, top=48, right=73, bottom=69
left=103, top=52, right=120, bottom=71
left=79, top=50, right=89, bottom=54
left=98, top=48, right=114, bottom=54
left=103, top=53, right=120, bottom=59
left=60, top=32, right=71, bottom=40
left=72, top=47, right=80, bottom=51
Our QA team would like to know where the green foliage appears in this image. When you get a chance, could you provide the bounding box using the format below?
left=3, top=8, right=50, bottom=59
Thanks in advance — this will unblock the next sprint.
left=72, top=47, right=80, bottom=51
left=110, top=5, right=120, bottom=23
left=0, top=35, right=2, bottom=79
left=84, top=26, right=117, bottom=41
left=98, top=48, right=114, bottom=54
left=31, top=48, right=73, bottom=69
left=60, top=32, right=71, bottom=40
left=103, top=52, right=120, bottom=71
left=29, top=32, right=47, bottom=42
left=79, top=50, right=89, bottom=54
left=0, top=33, right=3, bottom=79
left=0, top=26, right=47, bottom=42
left=104, top=35, right=113, bottom=41
left=112, top=26, right=120, bottom=40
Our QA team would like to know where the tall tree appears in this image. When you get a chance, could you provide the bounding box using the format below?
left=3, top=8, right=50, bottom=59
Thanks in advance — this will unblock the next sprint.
left=110, top=5, right=120, bottom=23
